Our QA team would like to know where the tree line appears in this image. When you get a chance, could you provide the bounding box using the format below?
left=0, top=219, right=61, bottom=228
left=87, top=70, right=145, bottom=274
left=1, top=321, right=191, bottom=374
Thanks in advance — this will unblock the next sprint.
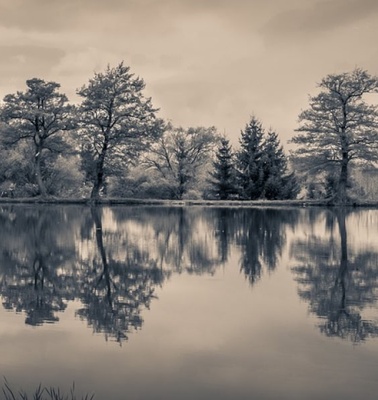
left=0, top=63, right=377, bottom=203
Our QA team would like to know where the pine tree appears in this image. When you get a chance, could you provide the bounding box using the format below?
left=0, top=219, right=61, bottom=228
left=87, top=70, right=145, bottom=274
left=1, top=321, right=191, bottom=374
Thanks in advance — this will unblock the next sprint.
left=236, top=116, right=299, bottom=200
left=209, top=137, right=236, bottom=199
left=236, top=116, right=265, bottom=200
left=261, top=130, right=299, bottom=199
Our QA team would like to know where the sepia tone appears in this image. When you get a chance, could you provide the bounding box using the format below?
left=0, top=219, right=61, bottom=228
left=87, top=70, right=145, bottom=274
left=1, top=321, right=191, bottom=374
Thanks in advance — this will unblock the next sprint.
left=1, top=1, right=378, bottom=399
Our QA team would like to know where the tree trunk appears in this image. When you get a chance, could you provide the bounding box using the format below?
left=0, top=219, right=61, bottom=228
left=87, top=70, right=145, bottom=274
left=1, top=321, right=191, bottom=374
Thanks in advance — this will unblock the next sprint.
left=337, top=152, right=348, bottom=204
left=91, top=141, right=108, bottom=200
left=337, top=107, right=349, bottom=205
left=35, top=147, right=47, bottom=197
left=177, top=180, right=185, bottom=200
left=176, top=161, right=185, bottom=200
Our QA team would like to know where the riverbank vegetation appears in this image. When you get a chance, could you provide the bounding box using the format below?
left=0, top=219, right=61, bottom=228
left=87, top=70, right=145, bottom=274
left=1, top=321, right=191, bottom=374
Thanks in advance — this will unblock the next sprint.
left=0, top=64, right=377, bottom=205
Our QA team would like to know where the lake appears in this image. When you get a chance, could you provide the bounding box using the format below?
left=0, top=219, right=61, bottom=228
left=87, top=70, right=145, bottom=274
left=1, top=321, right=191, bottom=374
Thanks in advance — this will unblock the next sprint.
left=1, top=205, right=378, bottom=400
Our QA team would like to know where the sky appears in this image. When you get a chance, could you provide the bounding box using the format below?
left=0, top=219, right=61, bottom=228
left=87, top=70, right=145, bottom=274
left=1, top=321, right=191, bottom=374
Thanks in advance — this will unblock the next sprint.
left=0, top=0, right=377, bottom=148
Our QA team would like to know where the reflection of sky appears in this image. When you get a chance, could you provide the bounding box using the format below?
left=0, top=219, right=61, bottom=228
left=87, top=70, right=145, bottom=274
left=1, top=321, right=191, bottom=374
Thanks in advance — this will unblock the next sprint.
left=2, top=254, right=378, bottom=400
left=347, top=211, right=378, bottom=250
left=2, top=207, right=378, bottom=399
left=76, top=208, right=221, bottom=272
left=287, top=209, right=378, bottom=253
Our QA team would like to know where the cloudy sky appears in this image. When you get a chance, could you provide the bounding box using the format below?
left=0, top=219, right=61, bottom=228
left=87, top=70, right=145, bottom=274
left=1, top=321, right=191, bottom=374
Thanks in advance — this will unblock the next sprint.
left=0, top=0, right=377, bottom=147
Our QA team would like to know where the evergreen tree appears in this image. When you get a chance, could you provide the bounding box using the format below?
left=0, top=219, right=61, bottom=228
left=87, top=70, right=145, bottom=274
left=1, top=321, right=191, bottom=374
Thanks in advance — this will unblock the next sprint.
left=209, top=137, right=236, bottom=199
left=261, top=130, right=299, bottom=199
left=236, top=116, right=299, bottom=200
left=236, top=116, right=265, bottom=200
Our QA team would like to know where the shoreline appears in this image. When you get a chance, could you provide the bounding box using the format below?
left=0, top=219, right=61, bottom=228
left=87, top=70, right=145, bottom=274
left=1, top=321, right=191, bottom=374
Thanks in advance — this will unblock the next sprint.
left=0, top=197, right=377, bottom=208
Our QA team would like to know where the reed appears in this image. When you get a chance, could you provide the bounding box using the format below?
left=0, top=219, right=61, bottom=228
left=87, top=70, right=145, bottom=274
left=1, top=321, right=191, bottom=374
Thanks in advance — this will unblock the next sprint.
left=2, top=379, right=94, bottom=400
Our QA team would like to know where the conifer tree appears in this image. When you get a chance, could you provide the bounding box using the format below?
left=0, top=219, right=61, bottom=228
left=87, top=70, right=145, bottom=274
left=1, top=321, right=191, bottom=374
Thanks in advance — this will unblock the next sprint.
left=209, top=137, right=236, bottom=200
left=236, top=116, right=299, bottom=200
left=261, top=130, right=299, bottom=199
left=236, top=116, right=265, bottom=199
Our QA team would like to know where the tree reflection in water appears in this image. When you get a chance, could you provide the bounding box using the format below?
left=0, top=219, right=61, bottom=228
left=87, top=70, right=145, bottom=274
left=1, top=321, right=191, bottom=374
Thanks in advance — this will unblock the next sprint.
left=111, top=207, right=224, bottom=275
left=231, top=208, right=298, bottom=285
left=75, top=207, right=165, bottom=343
left=0, top=206, right=77, bottom=325
left=0, top=205, right=297, bottom=343
left=292, top=209, right=378, bottom=342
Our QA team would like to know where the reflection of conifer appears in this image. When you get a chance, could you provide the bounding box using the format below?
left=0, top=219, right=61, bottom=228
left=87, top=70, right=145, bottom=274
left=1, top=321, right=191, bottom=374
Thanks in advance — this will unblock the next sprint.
left=209, top=137, right=237, bottom=200
left=235, top=209, right=298, bottom=285
left=211, top=209, right=237, bottom=263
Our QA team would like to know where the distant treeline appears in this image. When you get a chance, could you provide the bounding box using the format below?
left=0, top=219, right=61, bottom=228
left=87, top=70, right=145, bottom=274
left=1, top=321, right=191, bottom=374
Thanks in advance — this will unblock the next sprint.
left=0, top=64, right=377, bottom=204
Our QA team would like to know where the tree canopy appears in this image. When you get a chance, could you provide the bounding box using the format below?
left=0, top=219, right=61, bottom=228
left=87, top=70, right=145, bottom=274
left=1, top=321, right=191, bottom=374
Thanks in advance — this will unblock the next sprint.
left=77, top=62, right=164, bottom=199
left=0, top=64, right=376, bottom=202
left=145, top=126, right=219, bottom=199
left=209, top=137, right=237, bottom=200
left=0, top=78, right=75, bottom=196
left=236, top=116, right=298, bottom=200
left=236, top=116, right=264, bottom=200
left=291, top=68, right=378, bottom=203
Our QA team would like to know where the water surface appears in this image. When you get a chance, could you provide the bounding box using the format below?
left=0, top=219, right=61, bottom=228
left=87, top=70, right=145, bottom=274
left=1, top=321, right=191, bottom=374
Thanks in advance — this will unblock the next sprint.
left=1, top=205, right=378, bottom=399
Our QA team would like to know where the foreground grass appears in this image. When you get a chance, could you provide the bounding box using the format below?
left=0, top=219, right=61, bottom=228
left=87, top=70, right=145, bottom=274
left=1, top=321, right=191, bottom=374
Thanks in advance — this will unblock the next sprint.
left=2, top=379, right=94, bottom=400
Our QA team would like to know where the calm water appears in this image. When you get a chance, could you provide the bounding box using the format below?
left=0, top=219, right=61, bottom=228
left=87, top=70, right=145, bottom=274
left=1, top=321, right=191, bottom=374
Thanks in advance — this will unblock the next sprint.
left=1, top=205, right=378, bottom=399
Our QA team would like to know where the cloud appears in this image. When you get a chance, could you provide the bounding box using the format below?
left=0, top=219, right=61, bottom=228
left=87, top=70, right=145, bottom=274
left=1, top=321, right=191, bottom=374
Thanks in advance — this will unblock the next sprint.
left=0, top=45, right=65, bottom=97
left=0, top=44, right=64, bottom=64
left=0, top=0, right=79, bottom=31
left=0, top=0, right=377, bottom=147
left=0, top=0, right=179, bottom=33
left=0, top=0, right=276, bottom=35
left=260, top=0, right=378, bottom=43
